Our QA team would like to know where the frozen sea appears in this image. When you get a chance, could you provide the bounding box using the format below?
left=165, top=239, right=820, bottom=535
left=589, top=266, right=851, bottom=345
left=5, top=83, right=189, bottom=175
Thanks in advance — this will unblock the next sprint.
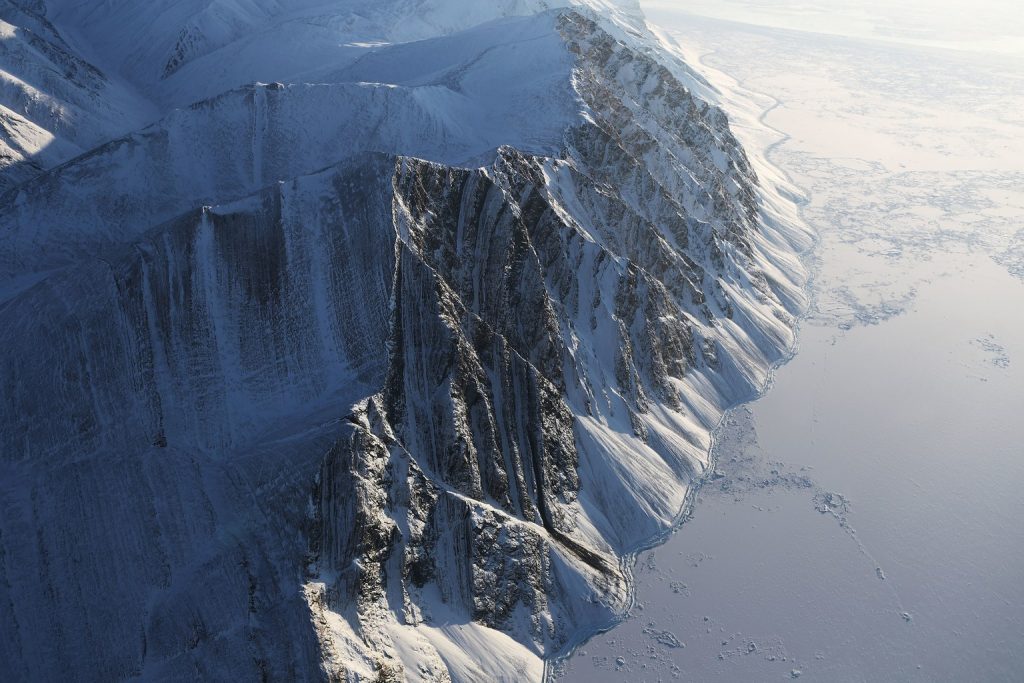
left=553, top=1, right=1024, bottom=681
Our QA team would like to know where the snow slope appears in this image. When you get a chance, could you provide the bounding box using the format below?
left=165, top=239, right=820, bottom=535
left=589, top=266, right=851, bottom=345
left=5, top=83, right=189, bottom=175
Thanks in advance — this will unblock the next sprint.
left=0, top=2, right=809, bottom=681
left=43, top=0, right=643, bottom=106
left=0, top=0, right=643, bottom=188
left=0, top=12, right=584, bottom=288
left=0, top=1, right=154, bottom=190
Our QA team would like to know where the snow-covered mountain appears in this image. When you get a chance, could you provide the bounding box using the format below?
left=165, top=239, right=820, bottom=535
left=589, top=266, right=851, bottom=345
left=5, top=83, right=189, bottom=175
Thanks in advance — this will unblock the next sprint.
left=0, top=0, right=153, bottom=191
left=0, top=1, right=809, bottom=681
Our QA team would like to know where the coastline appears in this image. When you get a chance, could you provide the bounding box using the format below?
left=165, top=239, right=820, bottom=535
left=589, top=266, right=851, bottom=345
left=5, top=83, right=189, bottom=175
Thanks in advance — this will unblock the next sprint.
left=543, top=15, right=819, bottom=680
left=552, top=6, right=1024, bottom=679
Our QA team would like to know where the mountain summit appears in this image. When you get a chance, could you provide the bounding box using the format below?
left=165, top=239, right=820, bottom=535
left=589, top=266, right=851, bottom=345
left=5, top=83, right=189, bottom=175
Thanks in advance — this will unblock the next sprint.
left=0, top=1, right=808, bottom=680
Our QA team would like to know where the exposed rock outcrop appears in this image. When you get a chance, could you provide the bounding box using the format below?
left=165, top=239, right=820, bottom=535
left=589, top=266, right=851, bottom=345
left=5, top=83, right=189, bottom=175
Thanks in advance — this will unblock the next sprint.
left=0, top=4, right=809, bottom=681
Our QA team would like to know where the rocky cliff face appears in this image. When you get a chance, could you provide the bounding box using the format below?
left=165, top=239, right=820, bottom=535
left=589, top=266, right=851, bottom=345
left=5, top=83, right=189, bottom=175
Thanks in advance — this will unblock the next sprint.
left=0, top=3, right=808, bottom=681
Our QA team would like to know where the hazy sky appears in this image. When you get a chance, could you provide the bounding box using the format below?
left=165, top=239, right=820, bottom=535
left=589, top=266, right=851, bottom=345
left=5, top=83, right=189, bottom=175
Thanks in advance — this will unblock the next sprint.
left=641, top=0, right=1024, bottom=57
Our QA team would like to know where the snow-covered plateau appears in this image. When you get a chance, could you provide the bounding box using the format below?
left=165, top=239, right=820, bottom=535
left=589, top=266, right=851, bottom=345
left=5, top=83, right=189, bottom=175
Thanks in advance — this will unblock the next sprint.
left=0, top=1, right=809, bottom=680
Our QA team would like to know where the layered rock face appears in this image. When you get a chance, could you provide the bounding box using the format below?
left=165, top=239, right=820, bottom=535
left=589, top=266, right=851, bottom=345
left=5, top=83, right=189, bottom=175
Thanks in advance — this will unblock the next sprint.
left=0, top=2, right=808, bottom=681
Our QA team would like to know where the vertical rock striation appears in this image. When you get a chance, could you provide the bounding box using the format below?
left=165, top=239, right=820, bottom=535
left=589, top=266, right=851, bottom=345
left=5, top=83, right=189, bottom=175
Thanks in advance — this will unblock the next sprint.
left=0, top=4, right=810, bottom=681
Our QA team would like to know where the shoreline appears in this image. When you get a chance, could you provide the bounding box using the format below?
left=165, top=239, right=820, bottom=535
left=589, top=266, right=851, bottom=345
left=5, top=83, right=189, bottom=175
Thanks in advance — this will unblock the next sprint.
left=554, top=7, right=1024, bottom=679
left=542, top=16, right=821, bottom=681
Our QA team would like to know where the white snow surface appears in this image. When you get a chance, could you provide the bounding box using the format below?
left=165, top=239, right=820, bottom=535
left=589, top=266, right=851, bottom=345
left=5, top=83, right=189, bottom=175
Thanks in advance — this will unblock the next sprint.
left=41, top=0, right=642, bottom=106
left=0, top=1, right=810, bottom=681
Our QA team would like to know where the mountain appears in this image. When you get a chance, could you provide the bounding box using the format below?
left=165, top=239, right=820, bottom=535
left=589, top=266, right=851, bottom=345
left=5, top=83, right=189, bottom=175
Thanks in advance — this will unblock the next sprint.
left=0, top=1, right=809, bottom=681
left=0, top=0, right=154, bottom=191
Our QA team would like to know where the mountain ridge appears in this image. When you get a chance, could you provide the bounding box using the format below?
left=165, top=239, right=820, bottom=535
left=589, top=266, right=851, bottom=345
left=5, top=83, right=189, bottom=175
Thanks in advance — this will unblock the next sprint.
left=0, top=3, right=810, bottom=681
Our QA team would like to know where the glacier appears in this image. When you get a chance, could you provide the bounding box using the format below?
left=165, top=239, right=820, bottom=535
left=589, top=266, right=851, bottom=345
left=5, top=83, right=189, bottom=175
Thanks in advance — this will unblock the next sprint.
left=0, top=1, right=810, bottom=680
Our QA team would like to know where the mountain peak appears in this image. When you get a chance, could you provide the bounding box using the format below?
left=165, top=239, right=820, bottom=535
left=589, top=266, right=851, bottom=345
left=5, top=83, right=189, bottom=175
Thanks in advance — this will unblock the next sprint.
left=0, top=2, right=809, bottom=681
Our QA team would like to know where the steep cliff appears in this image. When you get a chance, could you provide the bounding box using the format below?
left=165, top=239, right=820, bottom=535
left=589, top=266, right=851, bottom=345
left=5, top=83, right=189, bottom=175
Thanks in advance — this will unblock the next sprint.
left=0, top=3, right=809, bottom=681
